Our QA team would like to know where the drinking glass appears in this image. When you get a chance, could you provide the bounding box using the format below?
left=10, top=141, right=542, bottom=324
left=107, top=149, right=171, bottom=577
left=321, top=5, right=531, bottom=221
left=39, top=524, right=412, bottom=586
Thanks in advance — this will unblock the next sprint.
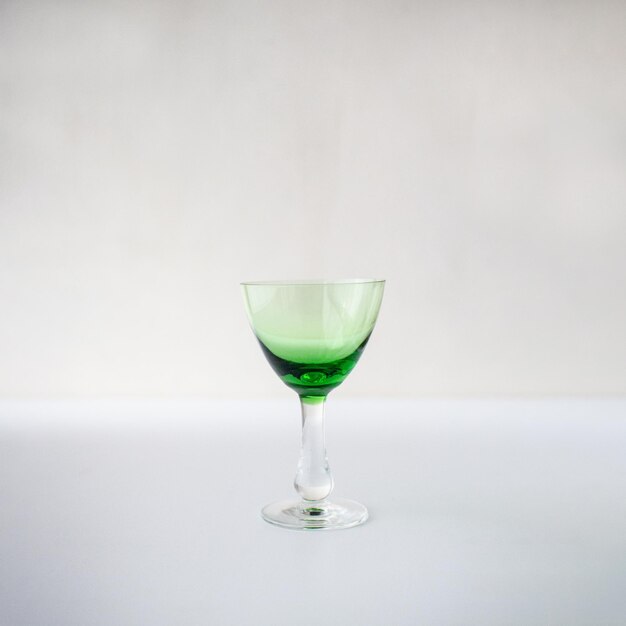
left=241, top=279, right=385, bottom=530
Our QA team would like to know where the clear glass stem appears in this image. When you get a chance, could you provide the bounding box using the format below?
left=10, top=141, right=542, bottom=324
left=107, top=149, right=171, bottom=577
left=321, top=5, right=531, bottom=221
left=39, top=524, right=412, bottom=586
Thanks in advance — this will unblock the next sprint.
left=294, top=397, right=334, bottom=503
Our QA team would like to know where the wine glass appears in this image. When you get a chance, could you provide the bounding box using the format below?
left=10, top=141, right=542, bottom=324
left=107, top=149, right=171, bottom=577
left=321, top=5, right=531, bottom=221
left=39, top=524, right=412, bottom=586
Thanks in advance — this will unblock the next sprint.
left=241, top=279, right=385, bottom=530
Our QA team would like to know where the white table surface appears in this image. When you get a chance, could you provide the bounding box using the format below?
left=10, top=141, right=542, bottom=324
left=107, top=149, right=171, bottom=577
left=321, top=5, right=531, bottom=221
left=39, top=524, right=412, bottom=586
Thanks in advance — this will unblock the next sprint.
left=1, top=398, right=625, bottom=626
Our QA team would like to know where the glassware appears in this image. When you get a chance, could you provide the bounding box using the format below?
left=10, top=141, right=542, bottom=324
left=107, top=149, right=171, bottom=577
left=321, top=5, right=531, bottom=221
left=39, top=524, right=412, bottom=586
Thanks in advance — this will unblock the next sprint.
left=241, top=279, right=385, bottom=530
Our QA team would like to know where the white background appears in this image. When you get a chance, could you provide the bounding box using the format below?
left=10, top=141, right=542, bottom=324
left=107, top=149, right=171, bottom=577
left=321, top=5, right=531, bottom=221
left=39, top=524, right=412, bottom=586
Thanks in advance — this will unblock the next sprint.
left=2, top=398, right=625, bottom=626
left=2, top=6, right=625, bottom=623
left=1, top=0, right=626, bottom=398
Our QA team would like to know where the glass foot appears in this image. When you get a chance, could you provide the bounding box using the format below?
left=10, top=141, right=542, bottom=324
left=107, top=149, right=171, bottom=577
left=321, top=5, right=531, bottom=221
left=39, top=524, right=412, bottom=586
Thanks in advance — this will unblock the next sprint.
left=261, top=497, right=368, bottom=530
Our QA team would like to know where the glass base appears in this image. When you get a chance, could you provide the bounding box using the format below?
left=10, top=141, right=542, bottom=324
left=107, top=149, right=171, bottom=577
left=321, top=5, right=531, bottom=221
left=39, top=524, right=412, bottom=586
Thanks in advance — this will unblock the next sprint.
left=261, top=497, right=368, bottom=530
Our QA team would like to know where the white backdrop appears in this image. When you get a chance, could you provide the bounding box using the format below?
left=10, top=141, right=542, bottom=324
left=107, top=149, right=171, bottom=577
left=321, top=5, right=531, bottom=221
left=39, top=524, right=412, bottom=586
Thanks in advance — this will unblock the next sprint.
left=1, top=0, right=625, bottom=397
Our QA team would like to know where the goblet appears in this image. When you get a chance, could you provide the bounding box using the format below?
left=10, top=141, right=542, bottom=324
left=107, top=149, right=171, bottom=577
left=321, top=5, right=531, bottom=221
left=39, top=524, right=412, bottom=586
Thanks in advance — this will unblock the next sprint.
left=241, top=279, right=385, bottom=530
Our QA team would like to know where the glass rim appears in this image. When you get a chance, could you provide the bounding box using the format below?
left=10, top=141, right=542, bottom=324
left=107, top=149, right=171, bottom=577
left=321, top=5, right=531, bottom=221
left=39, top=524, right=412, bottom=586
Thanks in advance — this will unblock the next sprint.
left=240, top=278, right=385, bottom=286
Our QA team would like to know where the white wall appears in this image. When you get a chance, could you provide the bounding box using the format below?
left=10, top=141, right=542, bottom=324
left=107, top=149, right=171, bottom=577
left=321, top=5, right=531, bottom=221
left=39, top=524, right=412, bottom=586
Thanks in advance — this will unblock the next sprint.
left=1, top=0, right=625, bottom=397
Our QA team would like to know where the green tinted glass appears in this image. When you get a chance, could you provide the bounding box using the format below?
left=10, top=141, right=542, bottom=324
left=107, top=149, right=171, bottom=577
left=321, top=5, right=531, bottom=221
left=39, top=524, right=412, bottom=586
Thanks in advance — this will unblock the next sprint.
left=242, top=280, right=385, bottom=398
